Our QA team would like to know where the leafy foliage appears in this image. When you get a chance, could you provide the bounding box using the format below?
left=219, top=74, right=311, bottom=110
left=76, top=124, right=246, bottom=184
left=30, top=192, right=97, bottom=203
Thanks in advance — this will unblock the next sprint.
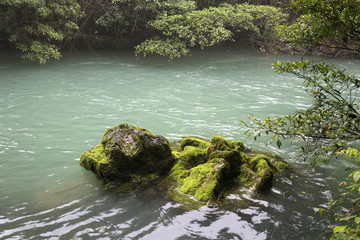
left=136, top=3, right=287, bottom=58
left=0, top=0, right=288, bottom=62
left=276, top=0, right=360, bottom=55
left=241, top=61, right=360, bottom=165
left=95, top=0, right=196, bottom=33
left=316, top=148, right=360, bottom=239
left=76, top=0, right=197, bottom=49
left=135, top=37, right=190, bottom=59
left=0, top=0, right=81, bottom=64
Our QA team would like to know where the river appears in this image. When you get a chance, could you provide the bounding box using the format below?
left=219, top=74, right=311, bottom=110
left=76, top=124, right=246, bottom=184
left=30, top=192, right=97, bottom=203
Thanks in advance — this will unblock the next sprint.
left=0, top=48, right=359, bottom=239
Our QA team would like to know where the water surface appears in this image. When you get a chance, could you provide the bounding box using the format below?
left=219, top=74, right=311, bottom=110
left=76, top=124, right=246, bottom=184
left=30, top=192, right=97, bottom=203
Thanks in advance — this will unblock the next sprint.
left=0, top=49, right=359, bottom=239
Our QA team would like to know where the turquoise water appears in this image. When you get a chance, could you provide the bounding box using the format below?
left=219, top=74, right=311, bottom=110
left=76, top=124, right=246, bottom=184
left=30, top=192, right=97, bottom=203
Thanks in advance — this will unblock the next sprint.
left=0, top=49, right=359, bottom=239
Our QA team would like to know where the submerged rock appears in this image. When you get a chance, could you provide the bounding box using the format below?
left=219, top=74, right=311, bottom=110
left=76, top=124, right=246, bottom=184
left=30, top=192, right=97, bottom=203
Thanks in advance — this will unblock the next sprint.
left=80, top=123, right=175, bottom=190
left=80, top=124, right=289, bottom=206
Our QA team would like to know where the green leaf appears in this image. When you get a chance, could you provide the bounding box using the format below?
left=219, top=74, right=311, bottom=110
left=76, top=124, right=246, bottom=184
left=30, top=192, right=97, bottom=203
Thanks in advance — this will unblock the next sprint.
left=353, top=170, right=360, bottom=183
left=333, top=226, right=346, bottom=234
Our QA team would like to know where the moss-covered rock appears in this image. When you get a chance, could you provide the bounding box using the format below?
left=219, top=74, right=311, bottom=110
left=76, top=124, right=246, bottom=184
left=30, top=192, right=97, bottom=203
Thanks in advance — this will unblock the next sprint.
left=169, top=136, right=246, bottom=203
left=101, top=123, right=173, bottom=174
left=169, top=136, right=289, bottom=204
left=80, top=144, right=129, bottom=182
left=209, top=136, right=245, bottom=152
left=170, top=138, right=211, bottom=183
left=180, top=146, right=208, bottom=167
left=170, top=160, right=190, bottom=182
left=238, top=154, right=289, bottom=192
left=80, top=123, right=175, bottom=190
left=252, top=157, right=274, bottom=190
left=179, top=137, right=211, bottom=150
left=80, top=125, right=289, bottom=206
left=181, top=159, right=229, bottom=202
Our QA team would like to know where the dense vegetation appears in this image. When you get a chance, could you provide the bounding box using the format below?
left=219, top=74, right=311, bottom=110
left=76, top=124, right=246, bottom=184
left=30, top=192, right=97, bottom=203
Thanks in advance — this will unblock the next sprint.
left=0, top=0, right=288, bottom=63
left=0, top=0, right=81, bottom=63
left=134, top=3, right=287, bottom=59
left=276, top=0, right=360, bottom=56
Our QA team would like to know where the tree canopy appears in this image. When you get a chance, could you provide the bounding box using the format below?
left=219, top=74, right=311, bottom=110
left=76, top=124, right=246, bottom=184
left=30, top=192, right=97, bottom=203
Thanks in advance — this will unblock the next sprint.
left=276, top=0, right=360, bottom=56
left=0, top=0, right=288, bottom=63
left=135, top=3, right=287, bottom=59
left=74, top=0, right=197, bottom=50
left=0, top=0, right=82, bottom=63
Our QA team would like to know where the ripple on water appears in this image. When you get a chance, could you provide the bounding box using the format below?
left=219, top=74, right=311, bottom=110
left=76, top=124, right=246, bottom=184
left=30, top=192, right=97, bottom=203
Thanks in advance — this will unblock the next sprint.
left=0, top=49, right=358, bottom=239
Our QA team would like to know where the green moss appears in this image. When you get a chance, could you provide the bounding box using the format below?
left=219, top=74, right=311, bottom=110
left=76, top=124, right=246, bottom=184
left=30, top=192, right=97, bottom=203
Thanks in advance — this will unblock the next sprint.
left=180, top=159, right=228, bottom=202
left=209, top=136, right=244, bottom=151
left=181, top=162, right=217, bottom=201
left=237, top=152, right=290, bottom=192
left=180, top=137, right=210, bottom=150
left=210, top=136, right=232, bottom=151
left=229, top=140, right=245, bottom=151
left=240, top=152, right=248, bottom=161
left=275, top=161, right=289, bottom=171
left=252, top=159, right=273, bottom=190
left=249, top=154, right=288, bottom=172
left=209, top=149, right=232, bottom=159
left=209, top=149, right=243, bottom=170
left=80, top=144, right=108, bottom=167
left=208, top=157, right=231, bottom=177
left=170, top=160, right=190, bottom=181
left=80, top=123, right=175, bottom=191
left=179, top=146, right=208, bottom=167
left=79, top=144, right=128, bottom=182
left=238, top=163, right=255, bottom=187
left=172, top=150, right=181, bottom=158
left=171, top=136, right=283, bottom=202
left=250, top=154, right=269, bottom=169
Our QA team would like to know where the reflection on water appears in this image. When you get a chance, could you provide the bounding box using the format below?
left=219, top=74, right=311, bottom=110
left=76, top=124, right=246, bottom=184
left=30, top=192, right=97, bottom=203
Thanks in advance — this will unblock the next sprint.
left=0, top=49, right=359, bottom=239
left=0, top=170, right=333, bottom=239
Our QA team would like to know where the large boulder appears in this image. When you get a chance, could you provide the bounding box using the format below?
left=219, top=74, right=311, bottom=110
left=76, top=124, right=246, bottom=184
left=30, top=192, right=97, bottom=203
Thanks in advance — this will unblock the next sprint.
left=80, top=123, right=175, bottom=189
